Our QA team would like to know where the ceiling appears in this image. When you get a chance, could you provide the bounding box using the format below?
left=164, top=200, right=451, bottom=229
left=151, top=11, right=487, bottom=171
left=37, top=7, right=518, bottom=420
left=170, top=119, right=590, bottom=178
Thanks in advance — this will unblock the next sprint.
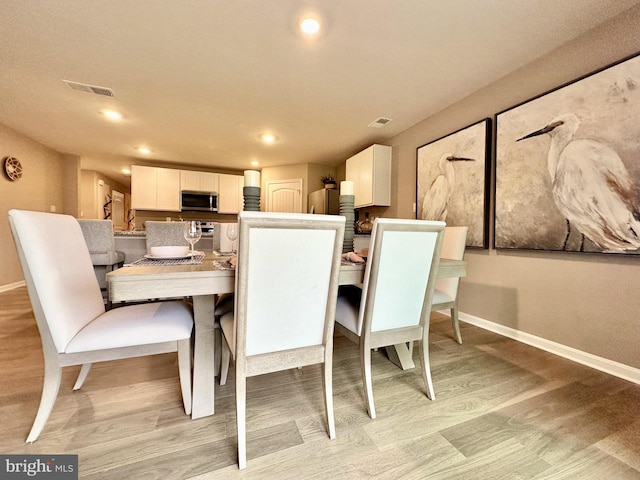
left=1, top=1, right=638, bottom=187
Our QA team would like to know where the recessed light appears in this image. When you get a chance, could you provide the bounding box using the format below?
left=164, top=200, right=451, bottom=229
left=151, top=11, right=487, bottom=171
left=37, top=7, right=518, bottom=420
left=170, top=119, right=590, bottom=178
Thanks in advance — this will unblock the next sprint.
left=300, top=18, right=320, bottom=34
left=137, top=147, right=151, bottom=155
left=259, top=133, right=277, bottom=144
left=121, top=168, right=131, bottom=175
left=102, top=109, right=122, bottom=121
left=251, top=161, right=260, bottom=167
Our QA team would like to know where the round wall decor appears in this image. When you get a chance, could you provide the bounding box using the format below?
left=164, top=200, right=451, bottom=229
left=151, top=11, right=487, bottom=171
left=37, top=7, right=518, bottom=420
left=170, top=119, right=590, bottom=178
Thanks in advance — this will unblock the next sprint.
left=4, top=156, right=23, bottom=181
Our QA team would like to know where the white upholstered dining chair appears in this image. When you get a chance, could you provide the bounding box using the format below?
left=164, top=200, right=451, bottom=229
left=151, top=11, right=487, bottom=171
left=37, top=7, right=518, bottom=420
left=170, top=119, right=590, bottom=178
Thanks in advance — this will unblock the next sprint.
left=8, top=209, right=194, bottom=443
left=219, top=211, right=345, bottom=469
left=431, top=226, right=468, bottom=344
left=334, top=218, right=445, bottom=418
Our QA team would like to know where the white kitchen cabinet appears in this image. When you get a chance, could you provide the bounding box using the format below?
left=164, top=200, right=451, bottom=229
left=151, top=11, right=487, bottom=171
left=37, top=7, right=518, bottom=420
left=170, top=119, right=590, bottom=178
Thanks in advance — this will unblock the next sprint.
left=131, top=165, right=181, bottom=211
left=180, top=170, right=219, bottom=193
left=218, top=174, right=244, bottom=214
left=345, top=144, right=392, bottom=208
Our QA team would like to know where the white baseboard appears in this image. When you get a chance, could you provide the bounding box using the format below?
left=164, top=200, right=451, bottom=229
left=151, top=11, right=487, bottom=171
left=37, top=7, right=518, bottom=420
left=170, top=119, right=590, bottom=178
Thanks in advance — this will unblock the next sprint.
left=457, top=311, right=640, bottom=385
left=0, top=281, right=26, bottom=293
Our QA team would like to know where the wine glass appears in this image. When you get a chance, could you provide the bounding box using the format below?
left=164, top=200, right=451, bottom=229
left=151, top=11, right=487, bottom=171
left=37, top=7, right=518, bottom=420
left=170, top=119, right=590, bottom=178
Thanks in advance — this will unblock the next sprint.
left=226, top=224, right=238, bottom=254
left=183, top=221, right=202, bottom=258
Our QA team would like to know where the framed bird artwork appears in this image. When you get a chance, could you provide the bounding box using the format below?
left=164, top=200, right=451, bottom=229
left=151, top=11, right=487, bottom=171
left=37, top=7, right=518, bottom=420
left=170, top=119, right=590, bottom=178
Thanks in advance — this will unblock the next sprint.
left=495, top=52, right=640, bottom=254
left=416, top=118, right=491, bottom=249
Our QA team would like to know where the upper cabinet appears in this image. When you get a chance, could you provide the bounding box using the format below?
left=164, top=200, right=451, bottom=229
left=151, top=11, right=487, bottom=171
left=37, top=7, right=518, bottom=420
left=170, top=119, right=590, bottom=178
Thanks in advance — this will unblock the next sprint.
left=180, top=170, right=219, bottom=193
left=346, top=144, right=392, bottom=208
left=218, top=174, right=244, bottom=214
left=132, top=166, right=243, bottom=213
left=131, top=166, right=181, bottom=211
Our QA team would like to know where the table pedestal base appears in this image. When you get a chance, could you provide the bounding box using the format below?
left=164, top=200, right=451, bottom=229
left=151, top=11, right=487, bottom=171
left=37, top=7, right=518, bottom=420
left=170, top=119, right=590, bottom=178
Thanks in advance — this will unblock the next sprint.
left=385, top=343, right=416, bottom=370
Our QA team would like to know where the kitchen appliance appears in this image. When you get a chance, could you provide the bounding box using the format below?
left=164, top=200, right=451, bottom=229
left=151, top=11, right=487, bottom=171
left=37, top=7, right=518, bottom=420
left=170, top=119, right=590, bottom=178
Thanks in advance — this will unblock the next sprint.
left=181, top=190, right=218, bottom=212
left=197, top=221, right=216, bottom=233
left=308, top=188, right=339, bottom=215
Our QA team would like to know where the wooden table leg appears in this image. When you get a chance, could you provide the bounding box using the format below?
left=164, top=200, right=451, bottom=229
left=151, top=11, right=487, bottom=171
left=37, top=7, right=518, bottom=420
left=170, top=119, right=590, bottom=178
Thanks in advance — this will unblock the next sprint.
left=191, top=294, right=216, bottom=419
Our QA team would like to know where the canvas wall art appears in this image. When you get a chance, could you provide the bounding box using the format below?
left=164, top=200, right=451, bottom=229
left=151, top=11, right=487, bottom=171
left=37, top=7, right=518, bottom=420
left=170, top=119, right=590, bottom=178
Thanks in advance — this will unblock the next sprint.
left=495, top=53, right=640, bottom=254
left=416, top=118, right=490, bottom=248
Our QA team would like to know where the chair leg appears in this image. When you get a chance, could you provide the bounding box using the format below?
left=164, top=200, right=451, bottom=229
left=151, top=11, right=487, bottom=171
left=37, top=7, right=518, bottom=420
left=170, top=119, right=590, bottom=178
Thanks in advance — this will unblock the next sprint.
left=213, top=321, right=221, bottom=376
left=236, top=372, right=247, bottom=469
left=26, top=364, right=63, bottom=443
left=451, top=306, right=463, bottom=344
left=220, top=336, right=230, bottom=386
left=360, top=340, right=376, bottom=419
left=178, top=338, right=192, bottom=415
left=72, top=363, right=92, bottom=390
left=418, top=337, right=436, bottom=401
left=322, top=351, right=336, bottom=439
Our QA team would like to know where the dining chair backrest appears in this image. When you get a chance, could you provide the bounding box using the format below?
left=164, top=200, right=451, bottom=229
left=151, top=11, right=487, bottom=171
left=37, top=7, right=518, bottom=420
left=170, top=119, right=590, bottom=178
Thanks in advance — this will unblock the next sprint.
left=358, top=218, right=445, bottom=336
left=145, top=221, right=222, bottom=252
left=145, top=221, right=189, bottom=251
left=77, top=219, right=123, bottom=266
left=9, top=210, right=105, bottom=353
left=234, top=211, right=345, bottom=360
left=435, top=226, right=468, bottom=300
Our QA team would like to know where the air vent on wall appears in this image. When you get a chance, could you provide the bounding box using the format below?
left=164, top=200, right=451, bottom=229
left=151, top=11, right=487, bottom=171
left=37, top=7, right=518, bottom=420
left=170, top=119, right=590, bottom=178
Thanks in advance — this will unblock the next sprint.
left=62, top=80, right=114, bottom=97
left=368, top=117, right=392, bottom=128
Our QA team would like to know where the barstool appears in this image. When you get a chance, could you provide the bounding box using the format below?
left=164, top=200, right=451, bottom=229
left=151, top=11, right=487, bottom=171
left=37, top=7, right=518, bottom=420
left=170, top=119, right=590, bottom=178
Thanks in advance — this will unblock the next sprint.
left=78, top=219, right=125, bottom=309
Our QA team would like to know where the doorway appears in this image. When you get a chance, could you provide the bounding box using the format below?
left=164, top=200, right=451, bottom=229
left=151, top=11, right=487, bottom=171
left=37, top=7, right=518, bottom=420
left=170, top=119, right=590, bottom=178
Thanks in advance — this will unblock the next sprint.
left=265, top=179, right=303, bottom=213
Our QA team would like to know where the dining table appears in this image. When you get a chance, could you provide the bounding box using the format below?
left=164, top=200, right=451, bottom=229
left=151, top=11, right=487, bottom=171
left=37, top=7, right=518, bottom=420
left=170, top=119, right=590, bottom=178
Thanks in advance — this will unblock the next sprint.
left=107, top=252, right=466, bottom=420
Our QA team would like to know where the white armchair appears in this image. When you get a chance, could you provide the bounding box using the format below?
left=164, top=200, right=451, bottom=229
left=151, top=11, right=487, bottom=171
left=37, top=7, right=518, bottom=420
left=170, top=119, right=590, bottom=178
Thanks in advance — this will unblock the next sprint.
left=8, top=210, right=194, bottom=443
left=219, top=211, right=345, bottom=469
left=334, top=218, right=445, bottom=418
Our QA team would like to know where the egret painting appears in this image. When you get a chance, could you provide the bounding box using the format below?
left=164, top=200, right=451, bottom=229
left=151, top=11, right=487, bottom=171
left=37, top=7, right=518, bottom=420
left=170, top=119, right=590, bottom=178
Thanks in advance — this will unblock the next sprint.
left=495, top=53, right=640, bottom=254
left=416, top=118, right=490, bottom=248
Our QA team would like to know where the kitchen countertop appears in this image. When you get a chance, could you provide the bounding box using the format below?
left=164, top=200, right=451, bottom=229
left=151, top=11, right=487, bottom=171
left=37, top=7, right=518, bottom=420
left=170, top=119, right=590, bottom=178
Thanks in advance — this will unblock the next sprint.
left=114, top=231, right=215, bottom=237
left=114, top=231, right=146, bottom=236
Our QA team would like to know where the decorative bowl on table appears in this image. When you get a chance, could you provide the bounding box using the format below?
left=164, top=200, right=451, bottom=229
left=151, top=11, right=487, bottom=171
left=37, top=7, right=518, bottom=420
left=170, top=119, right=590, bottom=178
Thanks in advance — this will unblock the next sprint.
left=149, top=246, right=190, bottom=258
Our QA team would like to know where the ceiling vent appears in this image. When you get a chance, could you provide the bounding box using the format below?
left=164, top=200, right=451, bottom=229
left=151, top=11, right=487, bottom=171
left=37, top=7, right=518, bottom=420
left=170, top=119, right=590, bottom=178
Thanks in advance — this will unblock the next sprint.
left=368, top=117, right=392, bottom=128
left=63, top=80, right=114, bottom=97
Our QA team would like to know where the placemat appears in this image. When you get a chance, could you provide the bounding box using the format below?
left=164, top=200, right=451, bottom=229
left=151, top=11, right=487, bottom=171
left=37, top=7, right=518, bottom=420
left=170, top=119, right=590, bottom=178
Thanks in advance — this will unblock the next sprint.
left=126, top=254, right=205, bottom=266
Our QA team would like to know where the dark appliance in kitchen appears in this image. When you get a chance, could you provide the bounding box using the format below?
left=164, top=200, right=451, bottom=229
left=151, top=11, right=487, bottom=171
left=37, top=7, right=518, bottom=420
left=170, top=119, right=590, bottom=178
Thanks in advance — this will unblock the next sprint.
left=181, top=191, right=218, bottom=212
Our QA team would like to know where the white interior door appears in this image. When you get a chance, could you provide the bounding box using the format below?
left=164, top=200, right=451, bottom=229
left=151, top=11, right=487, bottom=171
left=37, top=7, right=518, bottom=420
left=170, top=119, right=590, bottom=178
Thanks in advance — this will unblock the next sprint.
left=266, top=179, right=303, bottom=213
left=112, top=190, right=125, bottom=230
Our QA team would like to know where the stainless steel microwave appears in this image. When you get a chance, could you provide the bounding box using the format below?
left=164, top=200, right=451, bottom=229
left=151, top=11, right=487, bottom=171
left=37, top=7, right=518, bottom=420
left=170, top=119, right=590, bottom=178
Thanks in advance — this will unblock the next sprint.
left=181, top=190, right=218, bottom=212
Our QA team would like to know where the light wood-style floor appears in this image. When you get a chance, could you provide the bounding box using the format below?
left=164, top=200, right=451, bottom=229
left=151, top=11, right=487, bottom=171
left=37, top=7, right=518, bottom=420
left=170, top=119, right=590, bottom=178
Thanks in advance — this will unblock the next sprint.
left=1, top=286, right=639, bottom=479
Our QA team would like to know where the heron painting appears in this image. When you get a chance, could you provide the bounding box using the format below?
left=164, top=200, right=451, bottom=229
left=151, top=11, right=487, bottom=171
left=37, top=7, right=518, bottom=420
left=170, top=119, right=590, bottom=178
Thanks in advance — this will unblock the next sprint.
left=495, top=53, right=640, bottom=254
left=421, top=153, right=475, bottom=222
left=416, top=118, right=490, bottom=248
